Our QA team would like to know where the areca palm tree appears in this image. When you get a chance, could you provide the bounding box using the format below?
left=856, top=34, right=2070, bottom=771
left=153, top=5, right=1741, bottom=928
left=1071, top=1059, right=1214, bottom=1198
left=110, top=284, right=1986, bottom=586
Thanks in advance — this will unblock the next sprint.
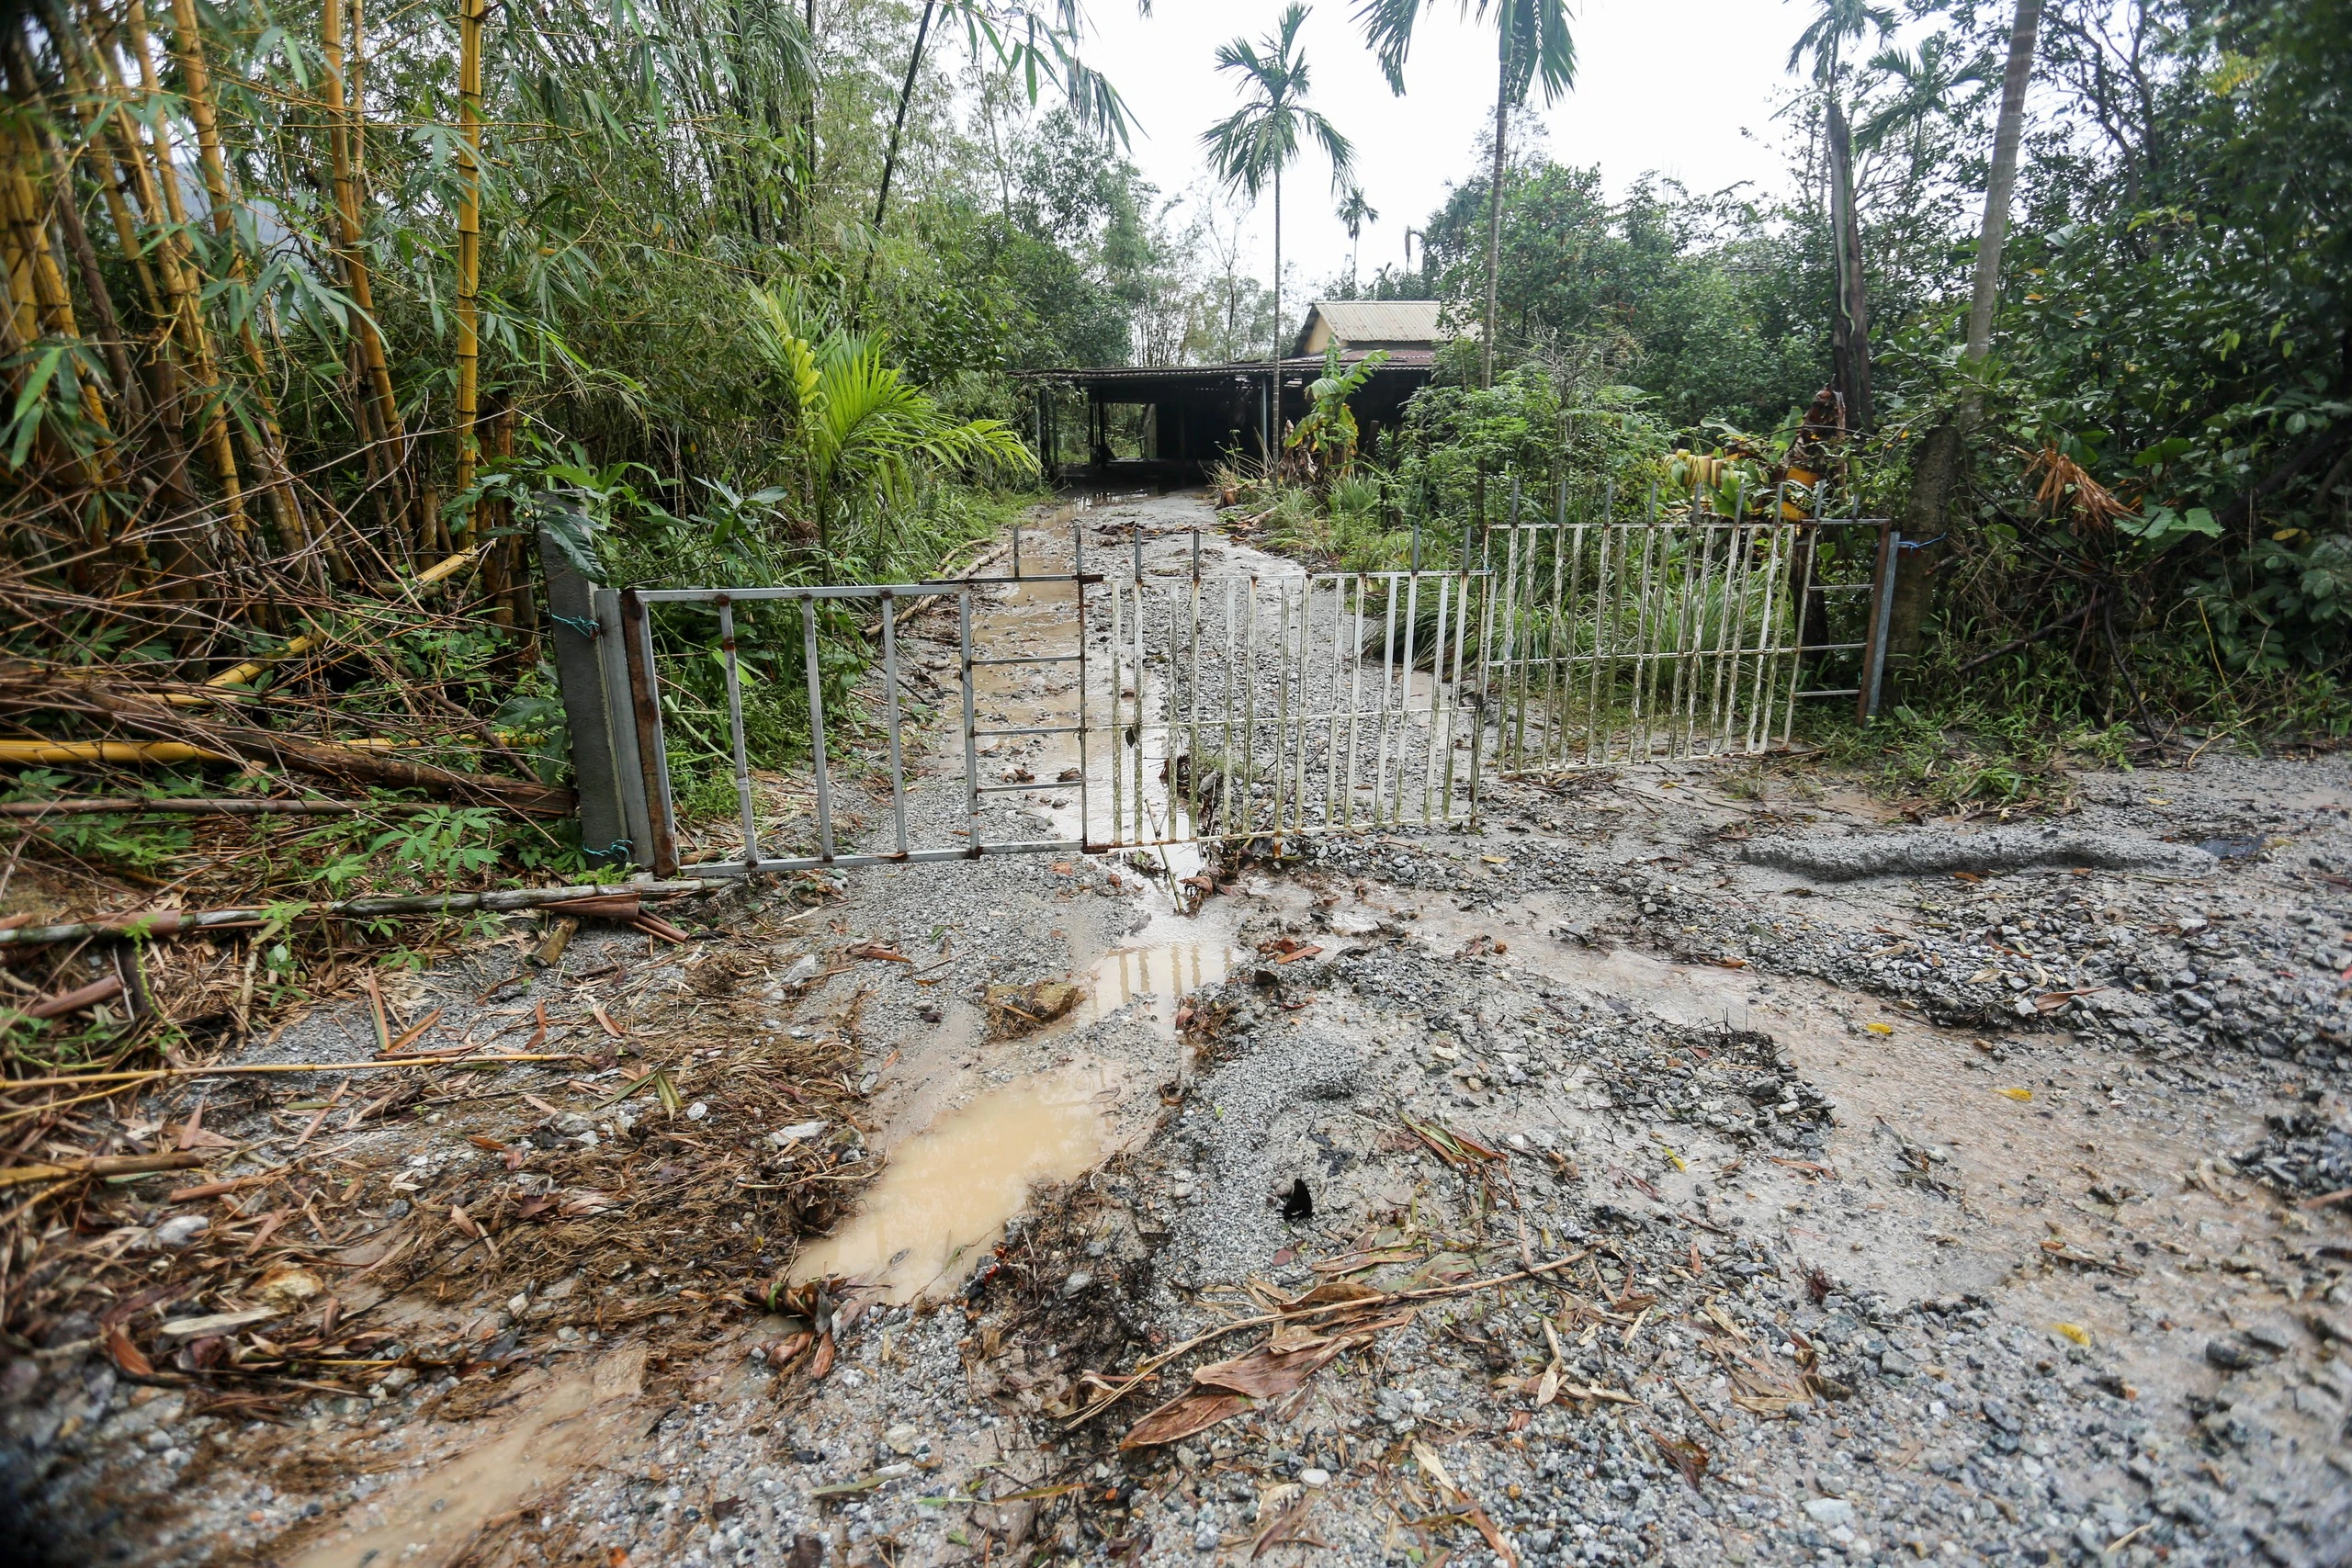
left=1355, top=0, right=1575, bottom=388
left=748, top=286, right=1036, bottom=555
left=1787, top=0, right=1895, bottom=433
left=1202, top=4, right=1353, bottom=460
left=1336, top=185, right=1379, bottom=293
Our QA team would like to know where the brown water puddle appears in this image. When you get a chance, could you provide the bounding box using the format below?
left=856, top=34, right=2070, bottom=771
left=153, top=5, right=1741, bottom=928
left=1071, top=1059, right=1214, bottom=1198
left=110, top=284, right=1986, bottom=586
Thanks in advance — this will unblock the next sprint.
left=282, top=1348, right=644, bottom=1568
left=792, top=1066, right=1125, bottom=1302
left=1071, top=908, right=1234, bottom=1034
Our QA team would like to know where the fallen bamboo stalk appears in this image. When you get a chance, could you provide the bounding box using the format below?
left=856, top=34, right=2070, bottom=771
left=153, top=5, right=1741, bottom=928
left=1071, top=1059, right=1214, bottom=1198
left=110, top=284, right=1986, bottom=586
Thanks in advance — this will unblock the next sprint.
left=10, top=676, right=572, bottom=815
left=0, top=1150, right=208, bottom=1188
left=0, top=879, right=704, bottom=947
left=2, top=1052, right=585, bottom=1090
left=0, top=797, right=439, bottom=818
left=1062, top=1249, right=1593, bottom=1429
left=0, top=975, right=124, bottom=1029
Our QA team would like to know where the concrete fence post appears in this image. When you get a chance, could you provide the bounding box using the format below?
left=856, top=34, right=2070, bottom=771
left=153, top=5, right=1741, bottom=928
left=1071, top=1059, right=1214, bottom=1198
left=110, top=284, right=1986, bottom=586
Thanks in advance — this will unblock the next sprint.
left=537, top=528, right=650, bottom=867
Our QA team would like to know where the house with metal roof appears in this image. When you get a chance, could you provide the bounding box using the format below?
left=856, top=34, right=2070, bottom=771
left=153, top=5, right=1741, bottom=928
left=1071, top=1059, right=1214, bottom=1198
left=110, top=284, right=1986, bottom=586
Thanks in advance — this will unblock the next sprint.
left=1020, top=299, right=1453, bottom=482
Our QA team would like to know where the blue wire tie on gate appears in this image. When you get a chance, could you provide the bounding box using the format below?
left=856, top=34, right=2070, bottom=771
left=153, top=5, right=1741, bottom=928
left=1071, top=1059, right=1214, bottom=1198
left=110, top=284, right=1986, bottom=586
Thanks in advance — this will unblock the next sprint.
left=582, top=840, right=632, bottom=862
left=550, top=612, right=601, bottom=638
left=1896, top=535, right=1946, bottom=552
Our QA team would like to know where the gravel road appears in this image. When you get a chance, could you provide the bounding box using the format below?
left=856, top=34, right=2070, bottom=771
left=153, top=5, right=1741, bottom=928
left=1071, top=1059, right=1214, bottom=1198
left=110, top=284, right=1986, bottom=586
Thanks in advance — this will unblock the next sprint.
left=11, top=491, right=2349, bottom=1568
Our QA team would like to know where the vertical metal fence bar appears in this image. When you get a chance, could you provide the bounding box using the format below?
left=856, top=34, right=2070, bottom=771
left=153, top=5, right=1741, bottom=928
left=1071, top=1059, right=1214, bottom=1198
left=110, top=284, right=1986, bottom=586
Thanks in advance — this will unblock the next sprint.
left=1219, top=579, right=1238, bottom=840
left=1589, top=496, right=1616, bottom=766
left=879, top=592, right=908, bottom=857
left=1133, top=578, right=1149, bottom=844
left=1393, top=570, right=1421, bottom=826
left=717, top=599, right=761, bottom=869
left=1242, top=579, right=1261, bottom=842
left=1442, top=569, right=1471, bottom=819
left=1684, top=520, right=1721, bottom=756
left=1747, top=523, right=1790, bottom=752
left=959, top=591, right=979, bottom=835
left=1627, top=506, right=1660, bottom=762
left=1420, top=573, right=1451, bottom=824
left=1543, top=516, right=1566, bottom=771
left=1499, top=513, right=1522, bottom=769
left=1108, top=580, right=1125, bottom=847
left=1720, top=520, right=1758, bottom=750
left=1187, top=572, right=1204, bottom=839
left=1074, top=574, right=1093, bottom=851
left=800, top=595, right=836, bottom=863
left=1354, top=581, right=1374, bottom=831
left=1322, top=577, right=1346, bottom=829
left=1373, top=576, right=1397, bottom=827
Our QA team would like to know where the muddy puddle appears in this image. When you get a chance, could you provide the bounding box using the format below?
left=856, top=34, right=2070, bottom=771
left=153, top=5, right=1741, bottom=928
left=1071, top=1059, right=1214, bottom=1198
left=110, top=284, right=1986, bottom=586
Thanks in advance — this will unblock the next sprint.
left=793, top=1066, right=1126, bottom=1301
left=281, top=1348, right=645, bottom=1568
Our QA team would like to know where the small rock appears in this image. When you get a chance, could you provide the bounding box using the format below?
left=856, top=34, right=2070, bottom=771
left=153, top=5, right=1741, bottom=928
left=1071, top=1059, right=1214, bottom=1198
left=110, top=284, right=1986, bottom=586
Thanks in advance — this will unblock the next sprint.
left=254, top=1264, right=323, bottom=1311
left=1062, top=1270, right=1095, bottom=1297
left=150, top=1214, right=209, bottom=1249
left=2204, top=1337, right=2260, bottom=1371
left=1878, top=1348, right=1917, bottom=1378
left=2242, top=1324, right=2294, bottom=1355
left=883, top=1424, right=921, bottom=1456
left=1300, top=1468, right=1330, bottom=1486
left=685, top=1102, right=709, bottom=1122
left=379, top=1367, right=418, bottom=1395
left=1192, top=1517, right=1219, bottom=1552
left=1803, top=1497, right=1857, bottom=1529
left=773, top=1121, right=829, bottom=1146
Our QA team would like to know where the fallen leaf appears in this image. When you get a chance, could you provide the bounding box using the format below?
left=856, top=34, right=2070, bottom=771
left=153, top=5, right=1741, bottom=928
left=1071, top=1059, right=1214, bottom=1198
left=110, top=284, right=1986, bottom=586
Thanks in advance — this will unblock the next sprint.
left=1862, top=1022, right=1893, bottom=1036
left=1118, top=1388, right=1253, bottom=1448
left=1649, top=1430, right=1710, bottom=1490
left=2053, top=1322, right=2092, bottom=1347
left=1250, top=1494, right=1327, bottom=1560
left=1193, top=1338, right=1352, bottom=1399
left=2000, top=1088, right=2033, bottom=1102
left=106, top=1324, right=153, bottom=1378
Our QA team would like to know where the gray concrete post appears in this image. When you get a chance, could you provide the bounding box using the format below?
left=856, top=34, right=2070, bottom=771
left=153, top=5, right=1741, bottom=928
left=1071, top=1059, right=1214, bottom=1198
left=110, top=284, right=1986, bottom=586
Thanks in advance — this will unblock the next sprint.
left=537, top=528, right=639, bottom=865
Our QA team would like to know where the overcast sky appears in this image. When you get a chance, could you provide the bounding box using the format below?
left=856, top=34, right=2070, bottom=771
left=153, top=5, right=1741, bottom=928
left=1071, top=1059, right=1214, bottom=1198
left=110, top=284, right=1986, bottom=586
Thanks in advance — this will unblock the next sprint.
left=1079, top=0, right=1805, bottom=296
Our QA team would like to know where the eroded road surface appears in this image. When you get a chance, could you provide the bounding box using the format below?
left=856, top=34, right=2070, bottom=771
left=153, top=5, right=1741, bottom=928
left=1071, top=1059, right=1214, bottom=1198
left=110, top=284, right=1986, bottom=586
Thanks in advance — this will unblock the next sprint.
left=12, top=491, right=2351, bottom=1568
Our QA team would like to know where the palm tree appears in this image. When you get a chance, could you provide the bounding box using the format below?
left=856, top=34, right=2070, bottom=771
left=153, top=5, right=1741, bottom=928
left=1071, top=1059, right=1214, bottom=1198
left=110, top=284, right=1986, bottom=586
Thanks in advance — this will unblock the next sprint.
left=1336, top=185, right=1379, bottom=293
left=1202, top=4, right=1353, bottom=461
left=1964, top=0, right=2044, bottom=381
left=1787, top=0, right=1895, bottom=433
left=748, top=285, right=1037, bottom=555
left=1356, top=0, right=1575, bottom=389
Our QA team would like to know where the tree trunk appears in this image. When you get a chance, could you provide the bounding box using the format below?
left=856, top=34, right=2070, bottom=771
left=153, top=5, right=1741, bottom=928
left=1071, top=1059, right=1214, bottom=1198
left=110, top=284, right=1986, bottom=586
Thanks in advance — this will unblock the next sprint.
left=1270, top=158, right=1282, bottom=466
left=165, top=0, right=321, bottom=570
left=1826, top=96, right=1872, bottom=433
left=1482, top=51, right=1509, bottom=390
left=321, top=0, right=404, bottom=474
left=1887, top=420, right=1963, bottom=690
left=871, top=0, right=936, bottom=250
left=1965, top=0, right=2044, bottom=384
left=454, top=0, right=486, bottom=533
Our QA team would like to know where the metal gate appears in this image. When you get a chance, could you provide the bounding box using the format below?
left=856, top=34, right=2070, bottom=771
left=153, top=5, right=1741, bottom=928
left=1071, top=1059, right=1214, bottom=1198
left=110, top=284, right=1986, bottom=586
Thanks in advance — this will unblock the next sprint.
left=552, top=498, right=1896, bottom=879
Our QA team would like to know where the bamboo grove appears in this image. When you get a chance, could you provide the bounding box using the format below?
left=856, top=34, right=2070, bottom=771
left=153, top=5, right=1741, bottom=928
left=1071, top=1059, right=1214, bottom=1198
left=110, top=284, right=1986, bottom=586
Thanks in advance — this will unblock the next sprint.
left=0, top=1, right=1115, bottom=732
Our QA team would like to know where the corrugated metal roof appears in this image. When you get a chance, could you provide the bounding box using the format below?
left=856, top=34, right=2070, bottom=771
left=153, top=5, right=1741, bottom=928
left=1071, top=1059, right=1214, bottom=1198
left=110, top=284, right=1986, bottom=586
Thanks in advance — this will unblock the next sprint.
left=1292, top=299, right=1447, bottom=355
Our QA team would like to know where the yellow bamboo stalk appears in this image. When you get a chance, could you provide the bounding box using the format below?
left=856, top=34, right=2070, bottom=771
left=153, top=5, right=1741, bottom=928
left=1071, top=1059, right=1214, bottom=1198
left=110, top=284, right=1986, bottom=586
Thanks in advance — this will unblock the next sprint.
left=164, top=0, right=322, bottom=568
left=321, top=0, right=404, bottom=460
left=116, top=0, right=247, bottom=533
left=0, top=123, right=118, bottom=486
left=452, top=0, right=485, bottom=540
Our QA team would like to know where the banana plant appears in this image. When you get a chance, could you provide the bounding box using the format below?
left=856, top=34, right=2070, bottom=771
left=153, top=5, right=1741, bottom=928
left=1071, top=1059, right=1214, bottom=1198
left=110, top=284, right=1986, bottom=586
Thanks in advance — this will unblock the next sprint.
left=1285, top=344, right=1389, bottom=483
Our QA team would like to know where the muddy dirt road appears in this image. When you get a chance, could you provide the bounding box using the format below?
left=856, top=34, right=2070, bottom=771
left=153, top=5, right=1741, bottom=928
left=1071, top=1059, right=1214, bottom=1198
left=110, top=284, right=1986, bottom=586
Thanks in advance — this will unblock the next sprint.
left=11, top=491, right=2350, bottom=1568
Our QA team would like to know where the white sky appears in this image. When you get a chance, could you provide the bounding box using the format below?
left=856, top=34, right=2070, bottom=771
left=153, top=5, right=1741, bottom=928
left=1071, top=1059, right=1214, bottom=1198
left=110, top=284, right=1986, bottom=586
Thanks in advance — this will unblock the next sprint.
left=1081, top=0, right=1805, bottom=294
